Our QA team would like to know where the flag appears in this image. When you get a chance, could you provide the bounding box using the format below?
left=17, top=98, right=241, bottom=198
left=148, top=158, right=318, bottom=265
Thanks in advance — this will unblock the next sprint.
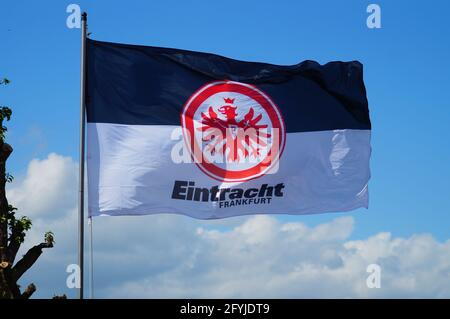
left=86, top=39, right=371, bottom=219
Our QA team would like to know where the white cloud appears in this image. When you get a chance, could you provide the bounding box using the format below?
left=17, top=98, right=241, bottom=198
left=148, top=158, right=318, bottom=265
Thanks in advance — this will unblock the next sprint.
left=101, top=216, right=450, bottom=298
left=7, top=153, right=77, bottom=219
left=6, top=153, right=78, bottom=298
left=6, top=153, right=450, bottom=298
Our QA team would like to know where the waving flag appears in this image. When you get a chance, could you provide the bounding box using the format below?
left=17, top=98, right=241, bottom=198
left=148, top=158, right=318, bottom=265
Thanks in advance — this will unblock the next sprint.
left=86, top=39, right=371, bottom=219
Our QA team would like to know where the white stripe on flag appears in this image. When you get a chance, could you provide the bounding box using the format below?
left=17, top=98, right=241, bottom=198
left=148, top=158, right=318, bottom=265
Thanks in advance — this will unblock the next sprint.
left=87, top=123, right=371, bottom=219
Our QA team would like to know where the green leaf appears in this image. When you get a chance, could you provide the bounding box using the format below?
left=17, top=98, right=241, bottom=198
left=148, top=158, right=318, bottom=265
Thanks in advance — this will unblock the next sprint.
left=45, top=231, right=55, bottom=245
left=5, top=173, right=14, bottom=183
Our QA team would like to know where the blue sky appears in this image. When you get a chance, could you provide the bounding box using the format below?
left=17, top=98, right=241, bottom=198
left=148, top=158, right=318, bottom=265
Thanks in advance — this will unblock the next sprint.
left=1, top=1, right=450, bottom=298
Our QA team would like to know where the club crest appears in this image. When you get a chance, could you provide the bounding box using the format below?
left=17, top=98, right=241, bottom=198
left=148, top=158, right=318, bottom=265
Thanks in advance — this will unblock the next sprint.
left=181, top=81, right=286, bottom=182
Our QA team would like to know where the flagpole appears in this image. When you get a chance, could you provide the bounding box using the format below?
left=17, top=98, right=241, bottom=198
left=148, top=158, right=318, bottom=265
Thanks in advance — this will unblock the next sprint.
left=78, top=11, right=88, bottom=300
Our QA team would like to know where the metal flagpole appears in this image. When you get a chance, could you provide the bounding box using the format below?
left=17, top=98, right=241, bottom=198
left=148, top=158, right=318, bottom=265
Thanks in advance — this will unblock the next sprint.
left=88, top=216, right=94, bottom=299
left=78, top=11, right=88, bottom=300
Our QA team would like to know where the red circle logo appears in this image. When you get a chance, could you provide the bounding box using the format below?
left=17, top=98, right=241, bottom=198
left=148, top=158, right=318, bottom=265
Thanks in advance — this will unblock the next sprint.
left=181, top=81, right=286, bottom=182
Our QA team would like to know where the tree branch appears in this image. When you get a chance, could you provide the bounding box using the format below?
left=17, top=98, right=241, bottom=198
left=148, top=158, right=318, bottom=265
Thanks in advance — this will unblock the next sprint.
left=0, top=143, right=13, bottom=263
left=7, top=218, right=29, bottom=265
left=7, top=231, right=21, bottom=265
left=11, top=242, right=53, bottom=281
left=0, top=143, right=12, bottom=161
left=20, top=283, right=36, bottom=299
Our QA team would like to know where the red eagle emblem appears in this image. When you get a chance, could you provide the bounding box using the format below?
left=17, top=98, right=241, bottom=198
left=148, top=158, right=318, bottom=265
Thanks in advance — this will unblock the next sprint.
left=198, top=98, right=271, bottom=162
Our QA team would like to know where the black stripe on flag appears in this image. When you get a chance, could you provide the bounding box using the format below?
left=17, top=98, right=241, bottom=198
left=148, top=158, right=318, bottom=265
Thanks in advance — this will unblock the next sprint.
left=86, top=39, right=370, bottom=133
